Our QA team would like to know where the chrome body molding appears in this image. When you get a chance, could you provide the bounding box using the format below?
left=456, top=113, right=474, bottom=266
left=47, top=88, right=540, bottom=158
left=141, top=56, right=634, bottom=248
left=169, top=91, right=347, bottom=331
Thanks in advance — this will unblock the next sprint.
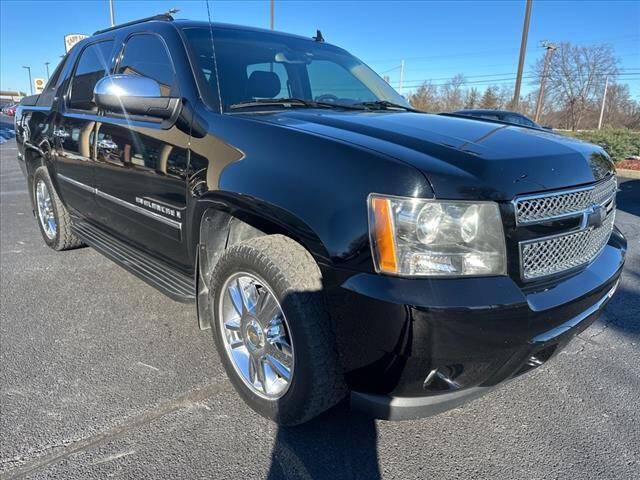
left=57, top=174, right=182, bottom=230
left=58, top=174, right=97, bottom=194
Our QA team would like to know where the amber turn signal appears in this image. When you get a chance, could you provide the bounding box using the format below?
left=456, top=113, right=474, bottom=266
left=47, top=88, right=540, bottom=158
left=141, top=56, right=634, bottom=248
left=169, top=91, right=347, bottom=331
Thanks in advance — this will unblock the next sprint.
left=370, top=196, right=398, bottom=273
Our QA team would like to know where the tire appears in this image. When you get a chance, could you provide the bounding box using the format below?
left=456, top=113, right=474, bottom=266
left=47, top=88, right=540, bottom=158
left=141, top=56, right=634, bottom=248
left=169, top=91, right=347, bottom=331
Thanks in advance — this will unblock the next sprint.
left=209, top=234, right=347, bottom=425
left=31, top=166, right=83, bottom=251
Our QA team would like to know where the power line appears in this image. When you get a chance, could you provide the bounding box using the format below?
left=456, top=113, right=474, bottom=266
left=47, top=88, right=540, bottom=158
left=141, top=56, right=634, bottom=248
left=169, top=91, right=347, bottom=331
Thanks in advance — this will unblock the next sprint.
left=364, top=42, right=640, bottom=65
left=393, top=71, right=640, bottom=86
left=389, top=72, right=640, bottom=89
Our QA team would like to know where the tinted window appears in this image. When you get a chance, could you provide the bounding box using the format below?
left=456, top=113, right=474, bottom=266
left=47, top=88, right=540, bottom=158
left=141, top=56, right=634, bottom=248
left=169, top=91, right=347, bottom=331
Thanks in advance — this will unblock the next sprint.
left=69, top=41, right=114, bottom=110
left=504, top=114, right=534, bottom=127
left=183, top=27, right=408, bottom=112
left=36, top=57, right=69, bottom=107
left=117, top=35, right=175, bottom=96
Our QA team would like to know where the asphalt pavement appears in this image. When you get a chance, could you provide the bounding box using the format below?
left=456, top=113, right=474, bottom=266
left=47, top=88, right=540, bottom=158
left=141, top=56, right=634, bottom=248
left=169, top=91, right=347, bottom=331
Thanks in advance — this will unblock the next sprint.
left=1, top=114, right=639, bottom=479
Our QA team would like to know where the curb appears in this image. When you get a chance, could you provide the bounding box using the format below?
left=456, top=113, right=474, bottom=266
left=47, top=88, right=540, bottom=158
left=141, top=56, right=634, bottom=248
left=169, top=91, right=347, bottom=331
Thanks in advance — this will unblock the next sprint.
left=617, top=168, right=640, bottom=179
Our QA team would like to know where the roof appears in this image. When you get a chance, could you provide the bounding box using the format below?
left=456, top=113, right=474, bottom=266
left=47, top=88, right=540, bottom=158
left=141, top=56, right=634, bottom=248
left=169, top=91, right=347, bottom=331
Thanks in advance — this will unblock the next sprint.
left=173, top=20, right=318, bottom=42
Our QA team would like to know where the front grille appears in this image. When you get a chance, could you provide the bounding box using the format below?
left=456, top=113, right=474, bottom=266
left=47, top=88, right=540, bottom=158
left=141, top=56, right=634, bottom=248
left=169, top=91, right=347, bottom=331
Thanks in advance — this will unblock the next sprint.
left=515, top=175, right=617, bottom=225
left=515, top=175, right=617, bottom=281
left=520, top=212, right=615, bottom=280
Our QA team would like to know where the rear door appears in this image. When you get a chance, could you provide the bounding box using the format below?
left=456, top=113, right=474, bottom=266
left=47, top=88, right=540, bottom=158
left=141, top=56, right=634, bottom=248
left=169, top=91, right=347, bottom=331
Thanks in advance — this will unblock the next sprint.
left=93, top=32, right=190, bottom=266
left=53, top=40, right=114, bottom=220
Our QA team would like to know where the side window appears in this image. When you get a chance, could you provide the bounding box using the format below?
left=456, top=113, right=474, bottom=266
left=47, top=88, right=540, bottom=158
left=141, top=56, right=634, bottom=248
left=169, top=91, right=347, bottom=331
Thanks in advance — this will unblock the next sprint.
left=117, top=35, right=176, bottom=96
left=36, top=56, right=69, bottom=107
left=246, top=63, right=289, bottom=99
left=69, top=41, right=114, bottom=111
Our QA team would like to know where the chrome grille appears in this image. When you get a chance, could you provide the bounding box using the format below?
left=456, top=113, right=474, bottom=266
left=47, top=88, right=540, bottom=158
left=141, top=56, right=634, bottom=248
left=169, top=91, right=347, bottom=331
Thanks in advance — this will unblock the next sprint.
left=515, top=175, right=617, bottom=281
left=515, top=175, right=617, bottom=225
left=520, top=213, right=615, bottom=280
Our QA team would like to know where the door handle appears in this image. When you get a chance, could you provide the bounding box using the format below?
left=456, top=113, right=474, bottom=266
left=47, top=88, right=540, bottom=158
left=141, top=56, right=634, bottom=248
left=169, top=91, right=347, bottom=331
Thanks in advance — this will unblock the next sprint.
left=97, top=139, right=118, bottom=150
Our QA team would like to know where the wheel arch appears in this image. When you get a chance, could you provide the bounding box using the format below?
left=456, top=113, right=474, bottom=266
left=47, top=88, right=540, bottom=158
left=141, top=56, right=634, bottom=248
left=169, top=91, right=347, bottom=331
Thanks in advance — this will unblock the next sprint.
left=193, top=192, right=330, bottom=330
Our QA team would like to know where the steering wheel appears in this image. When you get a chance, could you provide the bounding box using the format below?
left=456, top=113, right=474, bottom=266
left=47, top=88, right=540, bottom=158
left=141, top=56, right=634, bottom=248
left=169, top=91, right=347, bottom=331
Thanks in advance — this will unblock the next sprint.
left=315, top=94, right=339, bottom=103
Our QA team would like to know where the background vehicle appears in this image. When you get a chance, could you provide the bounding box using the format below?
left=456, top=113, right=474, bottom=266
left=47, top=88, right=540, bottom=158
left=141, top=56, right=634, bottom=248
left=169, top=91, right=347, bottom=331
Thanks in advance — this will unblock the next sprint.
left=3, top=104, right=17, bottom=116
left=448, top=108, right=551, bottom=129
left=14, top=14, right=625, bottom=425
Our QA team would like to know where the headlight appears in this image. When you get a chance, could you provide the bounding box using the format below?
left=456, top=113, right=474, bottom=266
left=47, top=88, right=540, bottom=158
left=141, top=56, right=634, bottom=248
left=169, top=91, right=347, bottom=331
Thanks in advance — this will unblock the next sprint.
left=368, top=194, right=507, bottom=277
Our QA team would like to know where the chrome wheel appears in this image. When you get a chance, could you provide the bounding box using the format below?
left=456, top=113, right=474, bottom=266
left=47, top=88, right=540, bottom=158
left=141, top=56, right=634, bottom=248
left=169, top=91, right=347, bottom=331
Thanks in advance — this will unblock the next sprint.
left=218, top=272, right=294, bottom=399
left=35, top=179, right=56, bottom=240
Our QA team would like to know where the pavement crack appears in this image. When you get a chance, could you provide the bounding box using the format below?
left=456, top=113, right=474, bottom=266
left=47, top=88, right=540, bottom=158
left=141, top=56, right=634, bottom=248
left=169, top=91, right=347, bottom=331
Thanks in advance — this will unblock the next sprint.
left=1, top=383, right=219, bottom=480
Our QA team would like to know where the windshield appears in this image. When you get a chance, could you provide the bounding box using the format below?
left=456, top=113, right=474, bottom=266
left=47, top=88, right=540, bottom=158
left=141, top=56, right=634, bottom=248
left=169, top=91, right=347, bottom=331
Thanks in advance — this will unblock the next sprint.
left=182, top=26, right=409, bottom=112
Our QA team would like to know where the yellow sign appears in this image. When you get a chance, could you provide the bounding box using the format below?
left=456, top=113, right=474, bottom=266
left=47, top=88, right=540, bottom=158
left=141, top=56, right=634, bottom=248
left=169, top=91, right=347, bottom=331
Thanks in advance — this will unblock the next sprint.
left=64, top=34, right=88, bottom=53
left=34, top=78, right=46, bottom=94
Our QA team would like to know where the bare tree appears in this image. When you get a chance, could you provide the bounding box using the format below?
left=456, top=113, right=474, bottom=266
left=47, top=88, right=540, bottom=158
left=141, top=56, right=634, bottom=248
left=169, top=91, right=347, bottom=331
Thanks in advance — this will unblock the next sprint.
left=408, top=81, right=441, bottom=112
left=535, top=42, right=618, bottom=130
left=464, top=87, right=480, bottom=109
left=441, top=74, right=466, bottom=112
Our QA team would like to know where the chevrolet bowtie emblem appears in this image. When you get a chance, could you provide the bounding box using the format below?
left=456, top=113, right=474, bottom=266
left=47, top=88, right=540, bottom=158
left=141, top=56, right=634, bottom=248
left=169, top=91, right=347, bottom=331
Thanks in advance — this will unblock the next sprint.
left=585, top=204, right=606, bottom=229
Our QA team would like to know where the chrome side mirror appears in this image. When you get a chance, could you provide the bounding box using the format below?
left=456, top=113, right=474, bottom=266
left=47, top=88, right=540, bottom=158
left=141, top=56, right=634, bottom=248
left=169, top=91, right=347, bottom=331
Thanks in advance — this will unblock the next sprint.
left=93, top=74, right=180, bottom=120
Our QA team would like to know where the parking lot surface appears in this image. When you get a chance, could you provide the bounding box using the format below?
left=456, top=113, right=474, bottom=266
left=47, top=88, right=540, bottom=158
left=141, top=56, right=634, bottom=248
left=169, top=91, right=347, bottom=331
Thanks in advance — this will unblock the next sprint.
left=1, top=115, right=639, bottom=479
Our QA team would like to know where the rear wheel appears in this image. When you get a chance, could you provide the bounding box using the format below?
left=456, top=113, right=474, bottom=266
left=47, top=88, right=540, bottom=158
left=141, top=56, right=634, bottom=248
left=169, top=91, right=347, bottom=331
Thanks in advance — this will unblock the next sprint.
left=32, top=166, right=83, bottom=251
left=209, top=234, right=346, bottom=425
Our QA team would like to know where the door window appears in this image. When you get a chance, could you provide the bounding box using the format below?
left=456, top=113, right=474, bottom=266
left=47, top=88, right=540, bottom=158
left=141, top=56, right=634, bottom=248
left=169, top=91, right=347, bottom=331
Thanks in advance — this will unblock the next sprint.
left=68, top=41, right=114, bottom=111
left=117, top=34, right=176, bottom=96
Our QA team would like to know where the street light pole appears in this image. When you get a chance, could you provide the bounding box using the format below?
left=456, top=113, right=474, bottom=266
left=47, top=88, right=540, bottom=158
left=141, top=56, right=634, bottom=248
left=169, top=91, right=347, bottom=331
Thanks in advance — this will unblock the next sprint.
left=45, top=62, right=51, bottom=80
left=534, top=41, right=556, bottom=123
left=109, top=0, right=115, bottom=26
left=512, top=0, right=533, bottom=111
left=270, top=0, right=274, bottom=30
left=598, top=76, right=609, bottom=131
left=399, top=60, right=405, bottom=96
left=22, top=66, right=33, bottom=95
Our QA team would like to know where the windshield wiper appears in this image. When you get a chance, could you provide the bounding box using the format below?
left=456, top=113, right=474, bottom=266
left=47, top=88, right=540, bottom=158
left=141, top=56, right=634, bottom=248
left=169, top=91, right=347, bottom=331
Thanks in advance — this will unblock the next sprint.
left=229, top=98, right=364, bottom=111
left=352, top=100, right=422, bottom=112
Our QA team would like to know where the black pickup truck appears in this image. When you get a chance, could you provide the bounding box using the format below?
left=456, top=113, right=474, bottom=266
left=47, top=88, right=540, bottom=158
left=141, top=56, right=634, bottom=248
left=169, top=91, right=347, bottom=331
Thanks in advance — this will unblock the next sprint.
left=15, top=14, right=626, bottom=426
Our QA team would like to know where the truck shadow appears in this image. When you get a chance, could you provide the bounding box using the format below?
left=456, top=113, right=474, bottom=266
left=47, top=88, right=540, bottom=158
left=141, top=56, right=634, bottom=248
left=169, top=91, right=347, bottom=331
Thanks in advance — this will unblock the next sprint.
left=266, top=401, right=381, bottom=480
left=262, top=285, right=383, bottom=480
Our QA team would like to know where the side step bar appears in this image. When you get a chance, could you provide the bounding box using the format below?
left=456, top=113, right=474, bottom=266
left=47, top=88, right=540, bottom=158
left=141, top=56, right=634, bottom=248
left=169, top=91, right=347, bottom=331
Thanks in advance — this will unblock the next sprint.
left=73, top=220, right=196, bottom=303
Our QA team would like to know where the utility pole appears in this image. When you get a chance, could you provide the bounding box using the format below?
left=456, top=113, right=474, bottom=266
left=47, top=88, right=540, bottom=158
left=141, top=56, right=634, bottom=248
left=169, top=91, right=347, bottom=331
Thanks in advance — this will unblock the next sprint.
left=598, top=76, right=609, bottom=130
left=512, top=0, right=532, bottom=111
left=399, top=60, right=405, bottom=96
left=534, top=41, right=556, bottom=123
left=270, top=0, right=274, bottom=30
left=109, top=0, right=115, bottom=26
left=45, top=62, right=51, bottom=80
left=22, top=66, right=33, bottom=95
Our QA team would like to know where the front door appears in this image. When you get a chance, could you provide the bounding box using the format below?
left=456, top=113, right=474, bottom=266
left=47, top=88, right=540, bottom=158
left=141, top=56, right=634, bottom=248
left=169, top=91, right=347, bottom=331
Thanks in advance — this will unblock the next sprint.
left=93, top=33, right=190, bottom=268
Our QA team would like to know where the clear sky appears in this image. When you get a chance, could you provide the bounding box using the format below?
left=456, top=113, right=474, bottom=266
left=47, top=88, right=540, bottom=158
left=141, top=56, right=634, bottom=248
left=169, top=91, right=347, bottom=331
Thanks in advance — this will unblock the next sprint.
left=1, top=0, right=638, bottom=98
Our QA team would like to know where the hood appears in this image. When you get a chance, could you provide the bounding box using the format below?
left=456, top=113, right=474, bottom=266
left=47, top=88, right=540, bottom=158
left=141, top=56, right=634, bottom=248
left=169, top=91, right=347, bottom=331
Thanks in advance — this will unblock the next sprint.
left=248, top=110, right=613, bottom=200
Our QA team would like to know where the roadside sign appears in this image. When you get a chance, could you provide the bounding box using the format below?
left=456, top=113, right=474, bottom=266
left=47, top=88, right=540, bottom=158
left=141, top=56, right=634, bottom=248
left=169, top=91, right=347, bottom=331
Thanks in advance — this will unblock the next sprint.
left=64, top=34, right=88, bottom=53
left=34, top=78, right=46, bottom=94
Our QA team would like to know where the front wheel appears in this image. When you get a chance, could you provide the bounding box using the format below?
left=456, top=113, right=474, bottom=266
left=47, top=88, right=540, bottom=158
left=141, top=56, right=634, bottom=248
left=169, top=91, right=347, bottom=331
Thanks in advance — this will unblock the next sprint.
left=209, top=234, right=346, bottom=425
left=31, top=166, right=83, bottom=251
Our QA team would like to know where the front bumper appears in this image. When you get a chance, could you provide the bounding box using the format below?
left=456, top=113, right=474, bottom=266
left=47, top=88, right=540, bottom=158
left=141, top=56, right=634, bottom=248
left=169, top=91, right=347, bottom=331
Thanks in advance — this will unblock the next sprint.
left=324, top=227, right=626, bottom=420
